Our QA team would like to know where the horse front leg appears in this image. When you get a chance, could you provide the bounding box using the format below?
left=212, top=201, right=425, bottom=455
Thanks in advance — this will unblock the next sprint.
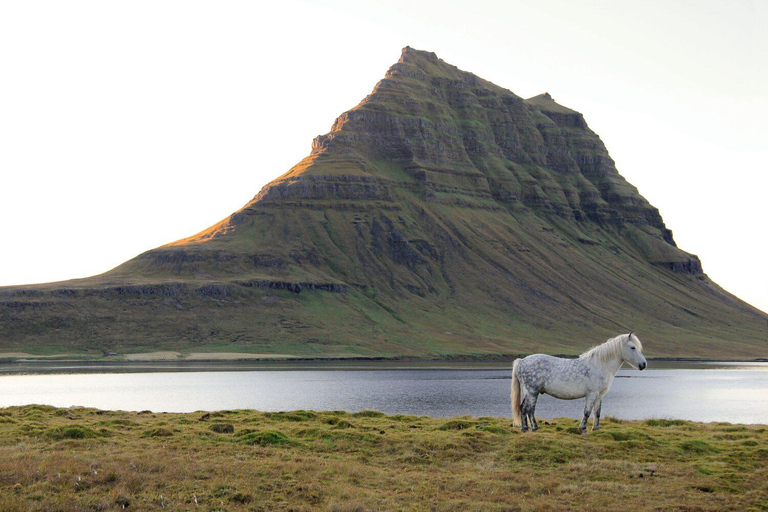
left=579, top=393, right=598, bottom=434
left=592, top=398, right=603, bottom=431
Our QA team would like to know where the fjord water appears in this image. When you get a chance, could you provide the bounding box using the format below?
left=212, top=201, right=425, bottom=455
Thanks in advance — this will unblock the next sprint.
left=1, top=362, right=767, bottom=424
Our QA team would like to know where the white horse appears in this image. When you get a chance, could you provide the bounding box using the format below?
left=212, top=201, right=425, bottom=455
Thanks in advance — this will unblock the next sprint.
left=511, top=332, right=647, bottom=433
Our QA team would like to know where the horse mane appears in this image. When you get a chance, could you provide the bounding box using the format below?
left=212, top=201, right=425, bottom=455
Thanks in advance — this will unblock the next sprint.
left=579, top=333, right=641, bottom=363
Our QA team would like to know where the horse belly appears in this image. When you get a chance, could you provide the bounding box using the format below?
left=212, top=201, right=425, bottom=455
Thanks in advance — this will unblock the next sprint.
left=542, top=379, right=588, bottom=400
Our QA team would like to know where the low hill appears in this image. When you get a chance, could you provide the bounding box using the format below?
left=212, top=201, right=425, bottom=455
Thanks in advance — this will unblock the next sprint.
left=1, top=47, right=765, bottom=359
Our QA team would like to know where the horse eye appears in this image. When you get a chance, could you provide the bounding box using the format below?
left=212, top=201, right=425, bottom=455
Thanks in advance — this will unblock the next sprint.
left=630, top=346, right=636, bottom=350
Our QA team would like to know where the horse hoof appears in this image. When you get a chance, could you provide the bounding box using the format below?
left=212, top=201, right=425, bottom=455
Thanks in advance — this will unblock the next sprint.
left=579, top=428, right=587, bottom=435
left=531, top=425, right=539, bottom=432
left=521, top=427, right=529, bottom=433
left=592, top=427, right=601, bottom=431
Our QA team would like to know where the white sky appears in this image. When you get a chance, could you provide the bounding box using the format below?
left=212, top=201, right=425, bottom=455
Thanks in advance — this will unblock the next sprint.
left=1, top=0, right=766, bottom=313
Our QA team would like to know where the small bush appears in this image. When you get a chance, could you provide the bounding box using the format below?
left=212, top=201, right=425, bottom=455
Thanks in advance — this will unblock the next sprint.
left=333, top=420, right=354, bottom=429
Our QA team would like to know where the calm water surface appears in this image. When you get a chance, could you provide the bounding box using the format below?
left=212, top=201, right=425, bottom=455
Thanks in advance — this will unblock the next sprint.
left=1, top=361, right=767, bottom=423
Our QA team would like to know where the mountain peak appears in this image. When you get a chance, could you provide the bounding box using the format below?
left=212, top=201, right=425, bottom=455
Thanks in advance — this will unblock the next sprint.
left=2, top=48, right=765, bottom=359
left=525, top=92, right=579, bottom=115
left=399, top=45, right=439, bottom=63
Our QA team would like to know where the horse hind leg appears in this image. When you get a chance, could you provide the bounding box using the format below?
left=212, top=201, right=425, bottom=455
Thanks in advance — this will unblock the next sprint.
left=527, top=392, right=540, bottom=431
left=520, top=390, right=540, bottom=432
left=520, top=394, right=530, bottom=432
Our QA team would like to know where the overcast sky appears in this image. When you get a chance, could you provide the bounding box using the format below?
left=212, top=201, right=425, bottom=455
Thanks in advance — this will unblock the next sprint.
left=1, top=0, right=766, bottom=313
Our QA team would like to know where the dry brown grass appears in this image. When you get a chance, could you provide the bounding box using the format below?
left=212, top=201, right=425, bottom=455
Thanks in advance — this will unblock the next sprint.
left=0, top=406, right=766, bottom=510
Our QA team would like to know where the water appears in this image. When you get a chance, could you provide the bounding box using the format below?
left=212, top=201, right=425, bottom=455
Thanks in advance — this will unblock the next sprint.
left=1, top=361, right=767, bottom=424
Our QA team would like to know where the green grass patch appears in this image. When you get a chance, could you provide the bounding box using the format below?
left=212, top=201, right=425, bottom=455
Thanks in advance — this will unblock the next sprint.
left=476, top=424, right=510, bottom=434
left=645, top=419, right=687, bottom=427
left=1, top=406, right=766, bottom=510
left=240, top=430, right=293, bottom=446
left=680, top=439, right=719, bottom=454
left=44, top=425, right=101, bottom=440
left=438, top=419, right=474, bottom=431
left=264, top=411, right=317, bottom=422
left=352, top=410, right=385, bottom=418
left=332, top=419, right=354, bottom=429
left=210, top=423, right=235, bottom=434
left=141, top=427, right=173, bottom=438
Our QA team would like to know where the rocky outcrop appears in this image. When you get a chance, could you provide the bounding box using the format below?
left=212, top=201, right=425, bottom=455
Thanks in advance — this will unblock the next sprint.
left=656, top=258, right=704, bottom=275
left=256, top=175, right=395, bottom=203
left=237, top=280, right=346, bottom=294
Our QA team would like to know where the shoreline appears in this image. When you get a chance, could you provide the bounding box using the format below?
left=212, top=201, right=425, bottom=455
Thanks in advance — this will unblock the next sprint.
left=1, top=355, right=767, bottom=377
left=1, top=351, right=766, bottom=364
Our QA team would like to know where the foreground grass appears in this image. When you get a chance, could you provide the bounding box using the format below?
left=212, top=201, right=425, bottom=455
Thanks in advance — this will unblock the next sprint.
left=0, top=406, right=766, bottom=510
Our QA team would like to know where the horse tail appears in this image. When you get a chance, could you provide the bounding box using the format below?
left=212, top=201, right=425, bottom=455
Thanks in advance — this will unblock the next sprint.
left=511, top=359, right=522, bottom=427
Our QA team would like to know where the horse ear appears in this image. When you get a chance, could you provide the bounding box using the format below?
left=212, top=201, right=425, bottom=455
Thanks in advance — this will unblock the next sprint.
left=628, top=331, right=634, bottom=340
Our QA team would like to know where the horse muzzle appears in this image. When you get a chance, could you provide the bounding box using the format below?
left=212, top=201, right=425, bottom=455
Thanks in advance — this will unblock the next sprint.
left=638, top=361, right=647, bottom=371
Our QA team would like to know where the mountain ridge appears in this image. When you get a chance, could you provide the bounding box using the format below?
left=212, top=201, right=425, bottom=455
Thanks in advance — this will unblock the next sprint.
left=1, top=47, right=765, bottom=359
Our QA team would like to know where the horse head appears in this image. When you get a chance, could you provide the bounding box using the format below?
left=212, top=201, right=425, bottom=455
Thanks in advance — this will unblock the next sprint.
left=622, top=332, right=647, bottom=370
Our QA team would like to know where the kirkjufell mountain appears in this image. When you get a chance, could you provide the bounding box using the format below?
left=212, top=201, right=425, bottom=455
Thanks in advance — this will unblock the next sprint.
left=2, top=47, right=765, bottom=359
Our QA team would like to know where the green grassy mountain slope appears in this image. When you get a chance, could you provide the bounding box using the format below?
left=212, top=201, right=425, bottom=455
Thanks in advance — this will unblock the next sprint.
left=2, top=47, right=766, bottom=359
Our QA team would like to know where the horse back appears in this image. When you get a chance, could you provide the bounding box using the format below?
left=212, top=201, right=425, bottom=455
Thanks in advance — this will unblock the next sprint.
left=517, top=354, right=593, bottom=399
left=517, top=353, right=572, bottom=382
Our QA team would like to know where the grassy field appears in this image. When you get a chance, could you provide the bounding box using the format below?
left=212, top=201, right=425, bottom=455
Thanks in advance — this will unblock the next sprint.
left=1, top=406, right=766, bottom=510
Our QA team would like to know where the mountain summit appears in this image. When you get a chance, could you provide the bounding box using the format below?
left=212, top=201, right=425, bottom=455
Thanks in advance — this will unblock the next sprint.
left=2, top=47, right=765, bottom=359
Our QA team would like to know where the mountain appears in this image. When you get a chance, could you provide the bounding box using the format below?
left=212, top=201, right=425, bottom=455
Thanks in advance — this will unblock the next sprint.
left=2, top=47, right=766, bottom=360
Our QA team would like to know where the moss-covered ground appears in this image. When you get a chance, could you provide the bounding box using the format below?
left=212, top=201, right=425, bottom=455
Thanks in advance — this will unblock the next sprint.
left=1, top=405, right=766, bottom=510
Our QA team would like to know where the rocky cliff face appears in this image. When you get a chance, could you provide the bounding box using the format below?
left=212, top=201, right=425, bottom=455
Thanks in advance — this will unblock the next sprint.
left=183, top=47, right=695, bottom=275
left=1, top=47, right=765, bottom=359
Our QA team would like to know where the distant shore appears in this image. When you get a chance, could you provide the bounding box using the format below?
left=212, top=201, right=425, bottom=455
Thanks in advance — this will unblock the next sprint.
left=1, top=350, right=766, bottom=366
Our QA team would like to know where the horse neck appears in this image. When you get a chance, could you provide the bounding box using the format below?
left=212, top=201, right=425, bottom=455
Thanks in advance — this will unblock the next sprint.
left=590, top=340, right=625, bottom=376
left=599, top=350, right=625, bottom=376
